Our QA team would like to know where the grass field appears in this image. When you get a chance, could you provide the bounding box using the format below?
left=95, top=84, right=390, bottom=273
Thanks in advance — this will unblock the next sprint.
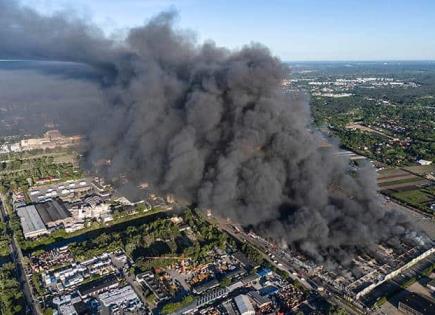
left=390, top=187, right=434, bottom=214
left=391, top=190, right=432, bottom=205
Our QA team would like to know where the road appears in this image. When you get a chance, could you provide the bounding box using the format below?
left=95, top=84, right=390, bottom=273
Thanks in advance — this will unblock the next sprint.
left=125, top=272, right=150, bottom=310
left=211, top=216, right=313, bottom=290
left=210, top=216, right=371, bottom=315
left=0, top=194, right=42, bottom=315
left=110, top=252, right=151, bottom=312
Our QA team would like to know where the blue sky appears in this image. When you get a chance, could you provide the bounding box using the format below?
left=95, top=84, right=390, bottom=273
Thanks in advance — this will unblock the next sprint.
left=22, top=0, right=435, bottom=61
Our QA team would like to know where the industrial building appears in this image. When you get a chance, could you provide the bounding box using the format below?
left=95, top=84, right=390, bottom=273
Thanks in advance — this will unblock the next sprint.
left=234, top=295, right=255, bottom=315
left=42, top=253, right=116, bottom=292
left=427, top=279, right=435, bottom=292
left=192, top=278, right=220, bottom=294
left=16, top=205, right=49, bottom=238
left=23, top=178, right=113, bottom=235
left=136, top=271, right=171, bottom=302
left=67, top=194, right=111, bottom=220
left=259, top=285, right=279, bottom=297
left=175, top=287, right=229, bottom=315
left=18, top=130, right=81, bottom=152
left=398, top=292, right=435, bottom=315
left=98, top=285, right=142, bottom=311
left=77, top=274, right=118, bottom=298
left=256, top=267, right=272, bottom=278
left=35, top=199, right=73, bottom=228
left=247, top=291, right=272, bottom=309
left=29, top=179, right=93, bottom=203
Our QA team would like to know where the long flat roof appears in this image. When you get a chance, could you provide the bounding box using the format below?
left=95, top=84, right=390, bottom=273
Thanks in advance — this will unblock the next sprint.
left=17, top=205, right=48, bottom=236
left=78, top=274, right=118, bottom=296
left=399, top=292, right=435, bottom=314
left=28, top=178, right=92, bottom=202
left=35, top=199, right=71, bottom=224
left=99, top=285, right=138, bottom=307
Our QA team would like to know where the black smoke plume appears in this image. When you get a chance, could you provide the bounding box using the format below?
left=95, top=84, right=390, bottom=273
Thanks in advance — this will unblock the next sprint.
left=0, top=0, right=421, bottom=266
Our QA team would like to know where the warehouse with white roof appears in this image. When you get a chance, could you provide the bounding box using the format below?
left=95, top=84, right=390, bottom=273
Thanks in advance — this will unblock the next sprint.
left=234, top=294, right=255, bottom=315
left=16, top=205, right=49, bottom=238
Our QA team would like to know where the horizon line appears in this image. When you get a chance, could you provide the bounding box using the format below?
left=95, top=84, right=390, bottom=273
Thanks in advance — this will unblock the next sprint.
left=284, top=59, right=435, bottom=63
left=2, top=58, right=435, bottom=64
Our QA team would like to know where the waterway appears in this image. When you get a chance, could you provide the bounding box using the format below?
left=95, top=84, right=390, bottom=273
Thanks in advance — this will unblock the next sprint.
left=24, top=208, right=180, bottom=253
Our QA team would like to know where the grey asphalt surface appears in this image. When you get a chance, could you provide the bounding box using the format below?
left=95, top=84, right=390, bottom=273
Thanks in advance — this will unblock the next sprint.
left=0, top=195, right=42, bottom=315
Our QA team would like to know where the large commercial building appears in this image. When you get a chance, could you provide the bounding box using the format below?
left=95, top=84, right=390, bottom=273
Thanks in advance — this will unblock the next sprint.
left=234, top=295, right=255, bottom=315
left=29, top=179, right=93, bottom=203
left=19, top=130, right=81, bottom=152
left=398, top=292, right=434, bottom=315
left=16, top=205, right=49, bottom=238
left=98, top=285, right=142, bottom=310
left=35, top=199, right=73, bottom=228
left=77, top=274, right=118, bottom=298
left=26, top=178, right=112, bottom=234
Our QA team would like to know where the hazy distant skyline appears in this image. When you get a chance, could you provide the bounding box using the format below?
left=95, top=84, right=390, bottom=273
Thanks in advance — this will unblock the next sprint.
left=20, top=0, right=435, bottom=61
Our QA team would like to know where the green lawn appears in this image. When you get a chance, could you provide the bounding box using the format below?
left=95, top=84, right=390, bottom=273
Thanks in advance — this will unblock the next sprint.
left=391, top=189, right=432, bottom=205
left=390, top=188, right=434, bottom=215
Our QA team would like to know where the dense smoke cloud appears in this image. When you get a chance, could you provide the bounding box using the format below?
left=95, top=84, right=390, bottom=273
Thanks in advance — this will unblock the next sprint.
left=0, top=63, right=104, bottom=135
left=0, top=0, right=419, bottom=266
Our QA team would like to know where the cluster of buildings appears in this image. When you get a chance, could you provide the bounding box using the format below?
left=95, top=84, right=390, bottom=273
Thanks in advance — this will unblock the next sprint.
left=171, top=267, right=306, bottom=315
left=30, top=247, right=144, bottom=314
left=307, top=77, right=418, bottom=89
left=253, top=228, right=434, bottom=312
left=0, top=130, right=81, bottom=154
left=42, top=252, right=117, bottom=292
left=29, top=235, right=311, bottom=315
left=315, top=245, right=435, bottom=302
left=133, top=242, right=309, bottom=315
left=226, top=221, right=435, bottom=314
left=398, top=292, right=434, bottom=315
left=284, top=76, right=418, bottom=99
left=13, top=177, right=113, bottom=238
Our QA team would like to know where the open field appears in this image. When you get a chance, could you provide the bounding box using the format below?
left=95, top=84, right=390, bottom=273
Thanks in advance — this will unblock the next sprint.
left=346, top=122, right=395, bottom=139
left=378, top=174, right=417, bottom=184
left=378, top=167, right=434, bottom=214
left=378, top=167, right=435, bottom=214
left=377, top=173, right=417, bottom=183
left=379, top=179, right=429, bottom=190
left=378, top=168, right=422, bottom=189
left=384, top=186, right=435, bottom=215
left=391, top=190, right=433, bottom=205
left=403, top=165, right=435, bottom=176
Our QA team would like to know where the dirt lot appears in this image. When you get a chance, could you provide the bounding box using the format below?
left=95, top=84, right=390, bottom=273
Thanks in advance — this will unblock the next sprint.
left=378, top=168, right=422, bottom=186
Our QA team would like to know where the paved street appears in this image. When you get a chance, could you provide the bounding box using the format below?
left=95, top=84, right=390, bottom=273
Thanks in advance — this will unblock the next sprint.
left=0, top=195, right=42, bottom=315
left=216, top=218, right=313, bottom=290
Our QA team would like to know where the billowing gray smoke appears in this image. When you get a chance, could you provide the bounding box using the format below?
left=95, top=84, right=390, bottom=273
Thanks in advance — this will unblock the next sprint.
left=0, top=0, right=417, bottom=266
